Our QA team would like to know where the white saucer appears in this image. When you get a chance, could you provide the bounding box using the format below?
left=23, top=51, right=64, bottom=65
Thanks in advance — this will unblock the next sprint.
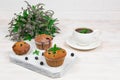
left=66, top=38, right=102, bottom=50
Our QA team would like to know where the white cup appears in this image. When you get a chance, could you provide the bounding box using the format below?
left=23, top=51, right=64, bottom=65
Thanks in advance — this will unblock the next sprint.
left=71, top=28, right=100, bottom=46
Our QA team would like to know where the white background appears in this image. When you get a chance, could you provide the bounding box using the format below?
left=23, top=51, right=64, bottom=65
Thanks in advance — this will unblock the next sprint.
left=0, top=0, right=120, bottom=20
left=1, top=0, right=120, bottom=80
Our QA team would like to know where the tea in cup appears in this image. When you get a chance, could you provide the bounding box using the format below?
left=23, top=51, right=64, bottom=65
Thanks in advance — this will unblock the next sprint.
left=71, top=28, right=100, bottom=46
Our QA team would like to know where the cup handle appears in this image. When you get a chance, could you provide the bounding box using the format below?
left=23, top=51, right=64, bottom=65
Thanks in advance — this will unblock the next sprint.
left=94, top=30, right=101, bottom=41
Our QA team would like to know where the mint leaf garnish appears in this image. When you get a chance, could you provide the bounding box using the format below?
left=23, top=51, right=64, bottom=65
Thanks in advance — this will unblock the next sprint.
left=33, top=50, right=40, bottom=55
left=49, top=44, right=61, bottom=54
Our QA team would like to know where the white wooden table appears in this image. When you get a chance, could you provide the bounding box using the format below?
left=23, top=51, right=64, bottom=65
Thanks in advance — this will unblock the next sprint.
left=0, top=19, right=120, bottom=80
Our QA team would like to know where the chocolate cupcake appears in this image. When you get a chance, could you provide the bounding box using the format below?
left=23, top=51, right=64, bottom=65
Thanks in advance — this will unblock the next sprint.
left=35, top=34, right=53, bottom=50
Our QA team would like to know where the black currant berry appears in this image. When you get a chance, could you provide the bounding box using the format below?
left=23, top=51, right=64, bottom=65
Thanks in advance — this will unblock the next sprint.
left=40, top=61, right=44, bottom=65
left=25, top=57, right=28, bottom=60
left=35, top=56, right=39, bottom=60
left=20, top=44, right=22, bottom=47
left=42, top=52, right=44, bottom=56
left=71, top=53, right=74, bottom=57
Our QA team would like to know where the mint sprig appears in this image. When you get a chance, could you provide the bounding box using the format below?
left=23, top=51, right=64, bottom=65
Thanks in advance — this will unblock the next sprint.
left=33, top=50, right=40, bottom=55
left=49, top=44, right=61, bottom=54
left=79, top=29, right=89, bottom=34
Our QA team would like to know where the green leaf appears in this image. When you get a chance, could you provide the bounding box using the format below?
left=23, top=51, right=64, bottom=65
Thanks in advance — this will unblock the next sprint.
left=32, top=5, right=36, bottom=10
left=51, top=27, right=56, bottom=34
left=18, top=15, right=22, bottom=21
left=33, top=50, right=39, bottom=55
left=79, top=29, right=89, bottom=33
left=30, top=14, right=36, bottom=21
left=13, top=25, right=19, bottom=32
left=49, top=44, right=61, bottom=54
left=48, top=19, right=56, bottom=29
left=23, top=10, right=28, bottom=19
left=24, top=34, right=32, bottom=41
left=43, top=16, right=49, bottom=20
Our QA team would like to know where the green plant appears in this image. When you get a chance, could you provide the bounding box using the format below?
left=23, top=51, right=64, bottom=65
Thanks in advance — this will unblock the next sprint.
left=6, top=1, right=60, bottom=41
left=49, top=44, right=61, bottom=54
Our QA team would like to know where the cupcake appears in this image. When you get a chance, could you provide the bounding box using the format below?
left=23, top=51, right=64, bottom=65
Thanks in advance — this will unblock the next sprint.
left=35, top=34, right=53, bottom=50
left=12, top=41, right=30, bottom=55
left=44, top=44, right=66, bottom=67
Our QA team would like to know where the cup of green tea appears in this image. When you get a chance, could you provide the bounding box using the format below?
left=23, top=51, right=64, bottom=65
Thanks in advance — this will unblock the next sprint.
left=71, top=28, right=100, bottom=46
